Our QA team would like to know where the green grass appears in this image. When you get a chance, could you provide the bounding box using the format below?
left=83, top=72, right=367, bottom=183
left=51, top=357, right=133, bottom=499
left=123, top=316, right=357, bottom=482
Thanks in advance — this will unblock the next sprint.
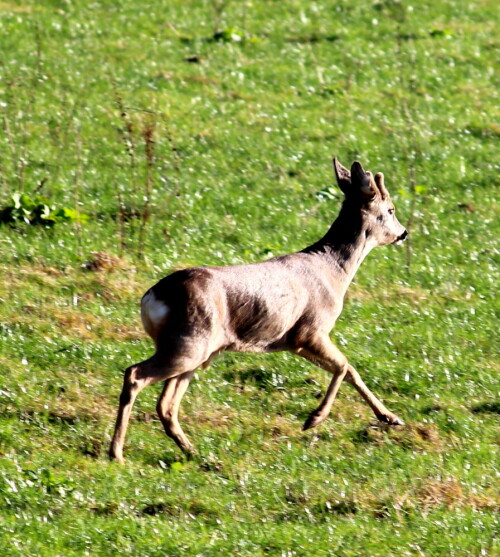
left=0, top=0, right=498, bottom=555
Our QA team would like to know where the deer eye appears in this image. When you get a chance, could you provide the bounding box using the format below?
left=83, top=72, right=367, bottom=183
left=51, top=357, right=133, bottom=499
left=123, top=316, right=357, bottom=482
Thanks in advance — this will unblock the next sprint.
left=388, top=208, right=395, bottom=215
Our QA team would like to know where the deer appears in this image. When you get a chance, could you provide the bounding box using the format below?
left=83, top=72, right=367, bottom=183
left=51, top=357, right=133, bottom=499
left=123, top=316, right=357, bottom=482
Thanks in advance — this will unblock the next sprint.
left=109, top=158, right=408, bottom=464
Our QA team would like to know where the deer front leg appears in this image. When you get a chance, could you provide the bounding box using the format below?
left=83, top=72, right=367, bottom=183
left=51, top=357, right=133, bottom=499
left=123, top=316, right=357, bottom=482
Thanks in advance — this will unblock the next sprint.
left=345, top=365, right=404, bottom=425
left=297, top=335, right=349, bottom=431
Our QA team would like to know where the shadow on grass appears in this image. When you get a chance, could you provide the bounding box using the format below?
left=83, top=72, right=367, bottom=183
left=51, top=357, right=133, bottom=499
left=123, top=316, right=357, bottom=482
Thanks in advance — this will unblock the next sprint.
left=471, top=401, right=500, bottom=415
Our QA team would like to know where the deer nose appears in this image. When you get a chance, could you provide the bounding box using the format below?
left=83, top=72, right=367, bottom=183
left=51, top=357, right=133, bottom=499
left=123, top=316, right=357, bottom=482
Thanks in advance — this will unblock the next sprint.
left=399, top=230, right=408, bottom=241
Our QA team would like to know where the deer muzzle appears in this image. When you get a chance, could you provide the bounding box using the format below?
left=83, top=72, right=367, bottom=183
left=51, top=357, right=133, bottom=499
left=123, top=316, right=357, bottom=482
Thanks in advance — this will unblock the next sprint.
left=393, top=229, right=408, bottom=244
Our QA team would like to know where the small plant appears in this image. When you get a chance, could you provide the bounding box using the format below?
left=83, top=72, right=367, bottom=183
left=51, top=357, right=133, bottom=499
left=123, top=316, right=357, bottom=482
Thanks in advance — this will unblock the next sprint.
left=0, top=192, right=87, bottom=227
left=213, top=27, right=244, bottom=43
left=212, top=27, right=261, bottom=44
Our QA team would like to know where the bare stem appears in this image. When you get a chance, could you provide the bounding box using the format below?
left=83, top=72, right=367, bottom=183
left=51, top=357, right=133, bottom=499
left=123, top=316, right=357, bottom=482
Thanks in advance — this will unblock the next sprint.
left=211, top=0, right=229, bottom=33
left=395, top=18, right=419, bottom=275
left=113, top=85, right=136, bottom=170
left=74, top=122, right=84, bottom=258
left=137, top=118, right=156, bottom=258
left=117, top=187, right=127, bottom=256
left=2, top=77, right=20, bottom=186
left=113, top=84, right=140, bottom=252
left=405, top=165, right=417, bottom=273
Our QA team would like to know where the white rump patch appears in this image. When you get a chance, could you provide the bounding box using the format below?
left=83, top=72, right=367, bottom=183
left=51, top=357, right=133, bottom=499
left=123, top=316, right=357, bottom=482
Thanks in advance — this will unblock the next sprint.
left=141, top=290, right=169, bottom=330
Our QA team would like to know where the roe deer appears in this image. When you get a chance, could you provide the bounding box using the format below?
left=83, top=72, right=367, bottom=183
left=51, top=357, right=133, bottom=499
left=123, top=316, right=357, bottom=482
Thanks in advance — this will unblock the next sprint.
left=109, top=158, right=408, bottom=463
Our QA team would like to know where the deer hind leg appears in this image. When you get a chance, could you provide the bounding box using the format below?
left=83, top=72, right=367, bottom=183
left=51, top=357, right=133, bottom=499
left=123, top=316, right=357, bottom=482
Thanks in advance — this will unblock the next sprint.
left=109, top=360, right=154, bottom=464
left=109, top=350, right=204, bottom=464
left=345, top=365, right=404, bottom=425
left=297, top=335, right=349, bottom=431
left=156, top=370, right=195, bottom=455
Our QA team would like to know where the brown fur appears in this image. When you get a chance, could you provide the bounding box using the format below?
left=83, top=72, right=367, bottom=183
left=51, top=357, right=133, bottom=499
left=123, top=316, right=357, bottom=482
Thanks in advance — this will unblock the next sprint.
left=109, top=158, right=408, bottom=463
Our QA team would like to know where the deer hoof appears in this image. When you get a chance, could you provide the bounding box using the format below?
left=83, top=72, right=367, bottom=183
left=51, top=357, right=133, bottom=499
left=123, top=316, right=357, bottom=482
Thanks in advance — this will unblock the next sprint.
left=108, top=447, right=125, bottom=464
left=378, top=413, right=404, bottom=426
left=302, top=412, right=325, bottom=431
left=109, top=454, right=125, bottom=465
left=183, top=447, right=196, bottom=460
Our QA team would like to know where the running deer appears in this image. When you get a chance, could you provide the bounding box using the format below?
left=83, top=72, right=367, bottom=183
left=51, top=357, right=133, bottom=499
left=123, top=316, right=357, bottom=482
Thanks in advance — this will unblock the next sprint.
left=109, top=158, right=408, bottom=463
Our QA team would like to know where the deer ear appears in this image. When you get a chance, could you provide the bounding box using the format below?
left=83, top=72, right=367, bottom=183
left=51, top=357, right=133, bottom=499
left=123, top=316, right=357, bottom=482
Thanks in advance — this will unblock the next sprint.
left=333, top=157, right=351, bottom=195
left=374, top=172, right=389, bottom=199
left=351, top=161, right=377, bottom=199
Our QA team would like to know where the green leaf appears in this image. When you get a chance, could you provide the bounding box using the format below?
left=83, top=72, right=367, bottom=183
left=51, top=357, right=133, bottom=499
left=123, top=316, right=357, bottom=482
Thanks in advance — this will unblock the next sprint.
left=429, top=28, right=453, bottom=38
left=170, top=461, right=184, bottom=472
left=52, top=207, right=78, bottom=220
left=19, top=194, right=36, bottom=210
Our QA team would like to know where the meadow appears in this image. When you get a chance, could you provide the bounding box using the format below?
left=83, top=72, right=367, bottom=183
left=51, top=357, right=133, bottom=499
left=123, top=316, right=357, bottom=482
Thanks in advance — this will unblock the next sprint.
left=0, top=0, right=498, bottom=555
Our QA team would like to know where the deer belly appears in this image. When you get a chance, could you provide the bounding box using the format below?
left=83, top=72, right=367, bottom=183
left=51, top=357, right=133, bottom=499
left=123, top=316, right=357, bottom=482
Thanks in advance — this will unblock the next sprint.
left=226, top=294, right=301, bottom=352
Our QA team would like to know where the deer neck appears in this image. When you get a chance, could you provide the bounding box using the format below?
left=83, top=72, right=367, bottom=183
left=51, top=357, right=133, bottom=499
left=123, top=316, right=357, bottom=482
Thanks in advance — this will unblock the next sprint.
left=302, top=203, right=374, bottom=295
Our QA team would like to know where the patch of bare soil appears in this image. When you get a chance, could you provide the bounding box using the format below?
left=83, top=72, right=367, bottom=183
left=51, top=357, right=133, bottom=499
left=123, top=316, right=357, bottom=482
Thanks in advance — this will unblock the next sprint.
left=354, top=422, right=444, bottom=451
left=83, top=251, right=124, bottom=272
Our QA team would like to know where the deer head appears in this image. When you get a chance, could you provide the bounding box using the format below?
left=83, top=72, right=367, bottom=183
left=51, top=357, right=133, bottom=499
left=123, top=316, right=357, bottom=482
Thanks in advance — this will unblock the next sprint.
left=333, top=158, right=408, bottom=247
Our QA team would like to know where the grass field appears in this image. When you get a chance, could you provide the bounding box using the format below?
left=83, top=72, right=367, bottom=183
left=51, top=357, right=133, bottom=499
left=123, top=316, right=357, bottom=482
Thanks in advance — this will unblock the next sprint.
left=0, top=0, right=498, bottom=555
